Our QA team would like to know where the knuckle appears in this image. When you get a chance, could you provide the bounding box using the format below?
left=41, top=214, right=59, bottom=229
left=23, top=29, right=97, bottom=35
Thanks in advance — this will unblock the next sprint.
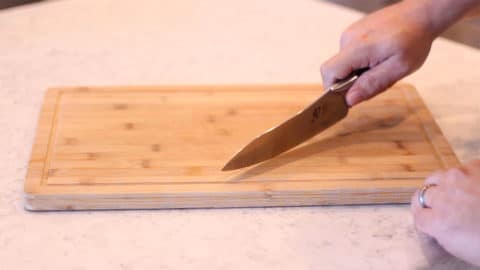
left=445, top=178, right=455, bottom=190
left=340, top=31, right=355, bottom=47
left=446, top=168, right=464, bottom=183
left=341, top=26, right=356, bottom=38
left=340, top=26, right=369, bottom=47
left=358, top=42, right=374, bottom=56
left=443, top=174, right=455, bottom=186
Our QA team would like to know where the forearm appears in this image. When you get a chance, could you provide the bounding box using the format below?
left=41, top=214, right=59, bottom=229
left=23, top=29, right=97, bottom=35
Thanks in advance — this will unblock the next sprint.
left=406, top=0, right=480, bottom=37
left=321, top=0, right=479, bottom=106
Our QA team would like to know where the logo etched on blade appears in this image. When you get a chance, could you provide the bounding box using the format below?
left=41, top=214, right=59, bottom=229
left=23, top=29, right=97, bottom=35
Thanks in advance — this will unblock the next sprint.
left=311, top=104, right=324, bottom=123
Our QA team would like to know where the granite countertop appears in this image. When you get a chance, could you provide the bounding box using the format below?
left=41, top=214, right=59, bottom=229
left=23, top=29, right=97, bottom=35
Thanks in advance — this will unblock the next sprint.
left=1, top=0, right=479, bottom=269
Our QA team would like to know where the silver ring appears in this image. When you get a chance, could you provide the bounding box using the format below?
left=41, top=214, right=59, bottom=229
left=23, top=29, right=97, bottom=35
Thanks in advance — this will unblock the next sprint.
left=419, top=184, right=437, bottom=208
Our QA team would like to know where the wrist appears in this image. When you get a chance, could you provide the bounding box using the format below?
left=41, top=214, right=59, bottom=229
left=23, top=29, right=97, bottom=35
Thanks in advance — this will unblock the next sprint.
left=404, top=0, right=480, bottom=38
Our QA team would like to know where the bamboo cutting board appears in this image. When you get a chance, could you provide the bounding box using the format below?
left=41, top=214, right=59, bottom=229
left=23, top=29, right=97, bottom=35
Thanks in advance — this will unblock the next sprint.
left=24, top=84, right=459, bottom=210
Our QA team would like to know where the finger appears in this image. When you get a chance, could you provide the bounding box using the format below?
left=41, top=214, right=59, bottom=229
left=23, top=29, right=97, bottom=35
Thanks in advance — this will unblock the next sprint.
left=422, top=184, right=440, bottom=209
left=411, top=188, right=439, bottom=212
left=320, top=46, right=371, bottom=89
left=346, top=55, right=409, bottom=106
left=424, top=171, right=444, bottom=186
left=421, top=171, right=444, bottom=209
left=442, top=167, right=468, bottom=188
left=411, top=190, right=440, bottom=236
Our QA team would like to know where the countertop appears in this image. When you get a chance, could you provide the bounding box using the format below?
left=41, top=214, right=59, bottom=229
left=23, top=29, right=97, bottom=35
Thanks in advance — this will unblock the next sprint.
left=1, top=0, right=479, bottom=269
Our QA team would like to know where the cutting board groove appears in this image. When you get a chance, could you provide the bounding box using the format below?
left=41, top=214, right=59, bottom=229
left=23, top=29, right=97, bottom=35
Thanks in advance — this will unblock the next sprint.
left=24, top=84, right=459, bottom=210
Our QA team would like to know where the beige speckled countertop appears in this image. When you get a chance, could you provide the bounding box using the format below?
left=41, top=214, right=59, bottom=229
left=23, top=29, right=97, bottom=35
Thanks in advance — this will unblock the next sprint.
left=1, top=0, right=479, bottom=269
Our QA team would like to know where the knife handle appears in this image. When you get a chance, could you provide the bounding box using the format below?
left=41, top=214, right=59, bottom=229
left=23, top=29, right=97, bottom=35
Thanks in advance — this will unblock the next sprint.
left=328, top=68, right=369, bottom=94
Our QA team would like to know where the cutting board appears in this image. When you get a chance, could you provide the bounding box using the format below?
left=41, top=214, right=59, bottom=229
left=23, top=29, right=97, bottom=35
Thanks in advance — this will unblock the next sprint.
left=24, top=84, right=459, bottom=210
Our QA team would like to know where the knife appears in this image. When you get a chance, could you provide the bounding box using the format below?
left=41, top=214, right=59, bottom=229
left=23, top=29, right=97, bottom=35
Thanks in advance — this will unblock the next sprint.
left=222, top=69, right=367, bottom=171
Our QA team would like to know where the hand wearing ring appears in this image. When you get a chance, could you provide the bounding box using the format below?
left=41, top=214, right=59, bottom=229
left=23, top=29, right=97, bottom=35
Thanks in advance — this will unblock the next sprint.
left=411, top=161, right=480, bottom=267
left=418, top=184, right=437, bottom=209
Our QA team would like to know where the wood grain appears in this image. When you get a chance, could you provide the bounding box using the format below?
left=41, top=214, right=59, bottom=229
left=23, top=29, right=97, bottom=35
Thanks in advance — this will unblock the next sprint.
left=24, top=84, right=460, bottom=210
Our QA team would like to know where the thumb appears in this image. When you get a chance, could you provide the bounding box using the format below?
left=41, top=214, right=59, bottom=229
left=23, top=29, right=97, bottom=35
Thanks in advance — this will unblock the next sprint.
left=346, top=55, right=409, bottom=106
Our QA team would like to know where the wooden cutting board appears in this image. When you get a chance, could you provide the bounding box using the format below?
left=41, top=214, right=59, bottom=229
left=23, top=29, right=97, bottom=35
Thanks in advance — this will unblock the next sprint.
left=24, top=84, right=459, bottom=210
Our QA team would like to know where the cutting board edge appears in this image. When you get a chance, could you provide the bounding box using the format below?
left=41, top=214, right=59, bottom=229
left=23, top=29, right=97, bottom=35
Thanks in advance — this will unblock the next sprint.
left=24, top=88, right=62, bottom=195
left=399, top=83, right=461, bottom=168
left=24, top=186, right=417, bottom=211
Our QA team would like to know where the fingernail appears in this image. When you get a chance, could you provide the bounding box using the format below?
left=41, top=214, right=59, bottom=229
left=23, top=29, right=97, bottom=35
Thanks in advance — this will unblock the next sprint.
left=346, top=90, right=362, bottom=106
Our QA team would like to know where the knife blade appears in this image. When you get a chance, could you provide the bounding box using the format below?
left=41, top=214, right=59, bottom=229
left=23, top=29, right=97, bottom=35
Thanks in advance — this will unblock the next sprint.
left=222, top=71, right=365, bottom=171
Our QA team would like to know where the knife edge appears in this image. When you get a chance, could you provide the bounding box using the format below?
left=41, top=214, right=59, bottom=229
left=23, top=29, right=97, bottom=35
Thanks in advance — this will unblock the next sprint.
left=222, top=90, right=349, bottom=171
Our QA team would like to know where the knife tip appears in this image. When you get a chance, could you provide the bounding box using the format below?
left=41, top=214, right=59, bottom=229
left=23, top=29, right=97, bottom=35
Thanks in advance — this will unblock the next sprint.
left=221, top=163, right=236, bottom=171
left=221, top=157, right=249, bottom=171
